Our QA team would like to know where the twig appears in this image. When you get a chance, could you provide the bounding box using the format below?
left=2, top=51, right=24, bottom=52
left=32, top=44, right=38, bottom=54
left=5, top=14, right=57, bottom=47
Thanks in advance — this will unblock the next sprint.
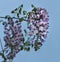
left=0, top=38, right=7, bottom=61
left=0, top=16, right=18, bottom=19
left=0, top=38, right=4, bottom=53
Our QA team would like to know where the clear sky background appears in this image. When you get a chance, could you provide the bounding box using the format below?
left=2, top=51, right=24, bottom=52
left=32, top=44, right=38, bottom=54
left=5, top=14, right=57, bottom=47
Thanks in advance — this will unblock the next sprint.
left=0, top=0, right=60, bottom=62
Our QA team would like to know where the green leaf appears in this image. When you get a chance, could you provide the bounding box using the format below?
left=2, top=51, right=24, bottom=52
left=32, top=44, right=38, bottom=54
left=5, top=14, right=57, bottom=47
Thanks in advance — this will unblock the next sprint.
left=32, top=8, right=37, bottom=12
left=24, top=29, right=27, bottom=34
left=23, top=11, right=27, bottom=15
left=19, top=17, right=24, bottom=22
left=17, top=13, right=19, bottom=18
left=20, top=45, right=24, bottom=50
left=24, top=47, right=30, bottom=51
left=5, top=15, right=11, bottom=19
left=37, top=42, right=42, bottom=46
left=34, top=42, right=42, bottom=51
left=11, top=10, right=15, bottom=13
left=34, top=46, right=40, bottom=51
left=20, top=4, right=23, bottom=8
left=14, top=8, right=18, bottom=11
left=18, top=4, right=23, bottom=14
left=0, top=53, right=6, bottom=60
left=11, top=8, right=18, bottom=13
left=31, top=4, right=35, bottom=8
left=24, top=42, right=30, bottom=46
left=2, top=22, right=7, bottom=26
left=11, top=7, right=18, bottom=12
left=0, top=53, right=3, bottom=56
left=19, top=8, right=22, bottom=14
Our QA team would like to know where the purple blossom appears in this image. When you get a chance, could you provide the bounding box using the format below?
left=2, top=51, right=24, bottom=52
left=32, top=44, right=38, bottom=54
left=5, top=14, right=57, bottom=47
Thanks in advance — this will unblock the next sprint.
left=27, top=7, right=49, bottom=46
left=2, top=7, right=49, bottom=59
left=3, top=18, right=24, bottom=59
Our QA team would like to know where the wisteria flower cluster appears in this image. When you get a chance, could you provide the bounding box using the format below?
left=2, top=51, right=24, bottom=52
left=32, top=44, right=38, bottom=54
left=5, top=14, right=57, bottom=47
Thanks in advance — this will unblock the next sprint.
left=27, top=8, right=49, bottom=50
left=3, top=18, right=24, bottom=59
left=0, top=4, right=49, bottom=61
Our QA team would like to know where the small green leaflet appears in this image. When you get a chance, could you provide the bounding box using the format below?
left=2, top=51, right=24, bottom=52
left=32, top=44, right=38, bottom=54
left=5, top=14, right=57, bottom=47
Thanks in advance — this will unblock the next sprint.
left=19, top=17, right=24, bottom=22
left=24, top=47, right=30, bottom=51
left=23, top=11, right=27, bottom=15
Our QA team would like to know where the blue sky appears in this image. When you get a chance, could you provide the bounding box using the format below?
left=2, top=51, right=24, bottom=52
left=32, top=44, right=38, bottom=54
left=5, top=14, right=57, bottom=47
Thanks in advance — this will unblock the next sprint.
left=0, top=0, right=60, bottom=62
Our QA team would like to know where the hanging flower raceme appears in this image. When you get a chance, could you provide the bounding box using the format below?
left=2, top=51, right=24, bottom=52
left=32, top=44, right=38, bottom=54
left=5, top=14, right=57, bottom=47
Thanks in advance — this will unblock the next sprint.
left=0, top=5, right=49, bottom=61
left=3, top=18, right=24, bottom=59
left=27, top=7, right=49, bottom=50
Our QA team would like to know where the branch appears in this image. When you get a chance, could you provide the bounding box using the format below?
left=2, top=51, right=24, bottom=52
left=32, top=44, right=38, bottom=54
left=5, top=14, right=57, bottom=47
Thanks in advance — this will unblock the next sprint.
left=0, top=39, right=7, bottom=61
left=0, top=16, right=18, bottom=19
left=0, top=38, right=4, bottom=53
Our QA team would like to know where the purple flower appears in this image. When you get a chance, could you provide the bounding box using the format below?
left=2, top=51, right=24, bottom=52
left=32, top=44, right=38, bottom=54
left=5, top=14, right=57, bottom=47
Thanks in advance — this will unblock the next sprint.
left=3, top=19, right=24, bottom=59
left=3, top=7, right=49, bottom=59
left=27, top=7, right=49, bottom=46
